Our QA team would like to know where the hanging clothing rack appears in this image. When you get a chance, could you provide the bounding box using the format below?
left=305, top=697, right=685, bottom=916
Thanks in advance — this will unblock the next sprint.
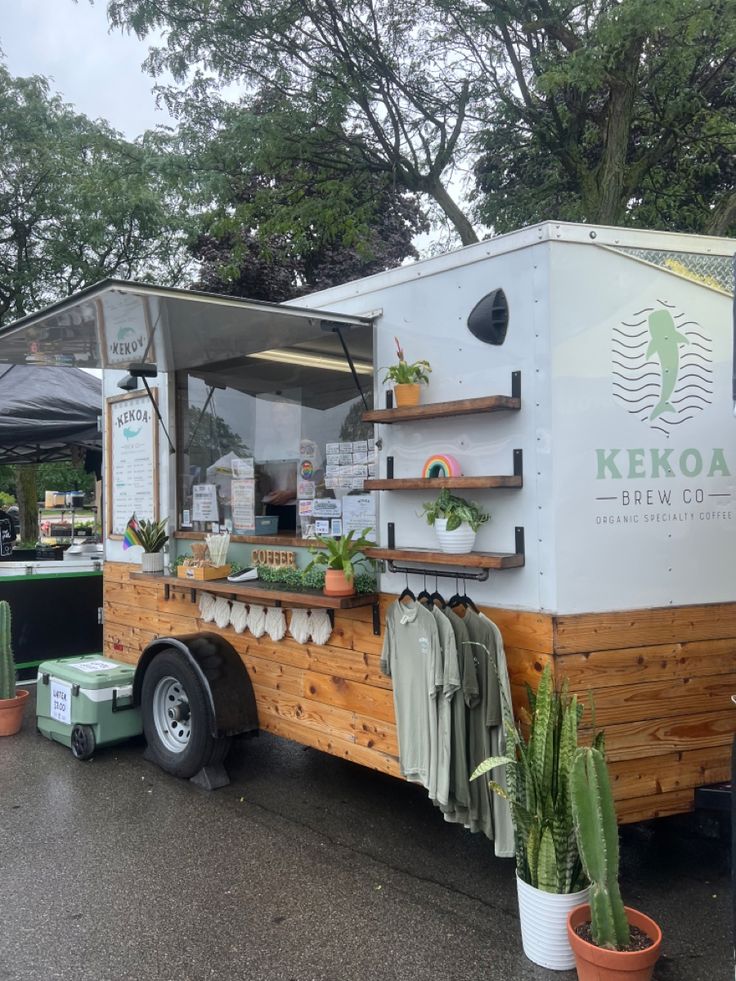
left=384, top=560, right=490, bottom=582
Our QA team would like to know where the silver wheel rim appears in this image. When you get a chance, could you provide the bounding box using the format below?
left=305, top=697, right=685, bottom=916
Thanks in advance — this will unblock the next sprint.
left=152, top=675, right=192, bottom=753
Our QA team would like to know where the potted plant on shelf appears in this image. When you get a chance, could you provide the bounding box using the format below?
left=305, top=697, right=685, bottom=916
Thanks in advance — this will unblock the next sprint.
left=567, top=746, right=662, bottom=980
left=305, top=528, right=375, bottom=597
left=471, top=665, right=591, bottom=971
left=383, top=336, right=431, bottom=407
left=0, top=600, right=29, bottom=737
left=137, top=517, right=169, bottom=574
left=421, top=488, right=489, bottom=553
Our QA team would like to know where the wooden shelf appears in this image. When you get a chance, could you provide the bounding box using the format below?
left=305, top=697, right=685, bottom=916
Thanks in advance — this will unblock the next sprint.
left=364, top=475, right=522, bottom=491
left=362, top=394, right=520, bottom=425
left=364, top=546, right=524, bottom=570
left=130, top=572, right=380, bottom=611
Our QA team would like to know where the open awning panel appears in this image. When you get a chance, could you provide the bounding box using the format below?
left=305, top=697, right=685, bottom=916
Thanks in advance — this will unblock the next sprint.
left=0, top=281, right=373, bottom=375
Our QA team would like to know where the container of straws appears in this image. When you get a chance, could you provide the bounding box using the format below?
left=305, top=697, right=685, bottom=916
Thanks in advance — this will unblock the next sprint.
left=177, top=532, right=232, bottom=580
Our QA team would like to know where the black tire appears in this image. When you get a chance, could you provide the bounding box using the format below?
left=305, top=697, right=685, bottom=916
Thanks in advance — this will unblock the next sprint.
left=71, top=724, right=96, bottom=761
left=141, top=649, right=230, bottom=779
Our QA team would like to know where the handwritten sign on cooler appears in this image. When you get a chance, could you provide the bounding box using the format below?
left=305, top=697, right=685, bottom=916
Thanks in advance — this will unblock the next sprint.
left=50, top=681, right=72, bottom=724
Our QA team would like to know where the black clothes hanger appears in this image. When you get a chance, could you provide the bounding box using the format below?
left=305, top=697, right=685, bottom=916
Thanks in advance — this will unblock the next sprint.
left=430, top=575, right=446, bottom=609
left=462, top=579, right=479, bottom=613
left=448, top=576, right=466, bottom=611
left=398, top=572, right=415, bottom=604
left=417, top=572, right=432, bottom=606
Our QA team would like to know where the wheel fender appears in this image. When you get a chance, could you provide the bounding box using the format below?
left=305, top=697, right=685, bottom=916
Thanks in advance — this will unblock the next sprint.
left=134, top=632, right=259, bottom=739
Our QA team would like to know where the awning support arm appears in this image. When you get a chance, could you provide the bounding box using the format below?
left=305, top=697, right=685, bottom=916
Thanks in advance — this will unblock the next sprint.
left=141, top=377, right=176, bottom=455
left=333, top=325, right=369, bottom=411
left=185, top=385, right=217, bottom=454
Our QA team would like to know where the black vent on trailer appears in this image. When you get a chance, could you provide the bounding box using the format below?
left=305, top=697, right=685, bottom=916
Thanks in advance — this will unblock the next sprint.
left=467, top=289, right=509, bottom=345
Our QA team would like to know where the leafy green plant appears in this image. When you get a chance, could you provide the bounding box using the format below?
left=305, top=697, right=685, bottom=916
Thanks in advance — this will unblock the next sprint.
left=137, top=517, right=169, bottom=553
left=470, top=664, right=592, bottom=894
left=353, top=571, right=378, bottom=594
left=382, top=336, right=431, bottom=386
left=421, top=488, right=489, bottom=533
left=300, top=567, right=326, bottom=590
left=304, top=528, right=375, bottom=586
left=571, top=747, right=630, bottom=949
left=255, top=563, right=378, bottom=594
left=0, top=600, right=15, bottom=701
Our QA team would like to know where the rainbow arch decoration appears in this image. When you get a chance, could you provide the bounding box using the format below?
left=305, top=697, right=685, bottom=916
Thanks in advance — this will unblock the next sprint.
left=422, top=454, right=462, bottom=479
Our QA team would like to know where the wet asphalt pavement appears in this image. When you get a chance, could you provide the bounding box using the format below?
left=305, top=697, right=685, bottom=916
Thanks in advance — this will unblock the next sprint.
left=1, top=687, right=732, bottom=981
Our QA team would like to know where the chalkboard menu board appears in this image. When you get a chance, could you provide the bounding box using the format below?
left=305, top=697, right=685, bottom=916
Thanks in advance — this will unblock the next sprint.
left=105, top=390, right=159, bottom=538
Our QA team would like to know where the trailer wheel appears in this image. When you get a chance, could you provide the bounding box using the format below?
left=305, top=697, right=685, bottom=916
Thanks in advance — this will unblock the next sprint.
left=71, top=724, right=96, bottom=761
left=141, top=649, right=230, bottom=779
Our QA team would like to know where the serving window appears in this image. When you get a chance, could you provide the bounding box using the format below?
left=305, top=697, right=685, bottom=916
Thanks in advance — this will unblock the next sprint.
left=175, top=330, right=375, bottom=541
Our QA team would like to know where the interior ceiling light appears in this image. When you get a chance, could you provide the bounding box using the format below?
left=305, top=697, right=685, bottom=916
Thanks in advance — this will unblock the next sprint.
left=248, top=349, right=373, bottom=375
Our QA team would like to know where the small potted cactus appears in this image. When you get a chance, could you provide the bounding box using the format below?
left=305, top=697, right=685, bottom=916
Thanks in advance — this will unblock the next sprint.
left=0, top=600, right=29, bottom=736
left=567, top=746, right=663, bottom=980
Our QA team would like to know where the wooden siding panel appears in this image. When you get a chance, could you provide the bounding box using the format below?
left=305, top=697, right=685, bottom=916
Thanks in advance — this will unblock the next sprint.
left=615, top=788, right=695, bottom=824
left=609, top=749, right=731, bottom=802
left=583, top=709, right=736, bottom=762
left=258, top=713, right=401, bottom=778
left=557, top=638, right=736, bottom=690
left=554, top=603, right=736, bottom=655
left=574, top=673, right=736, bottom=727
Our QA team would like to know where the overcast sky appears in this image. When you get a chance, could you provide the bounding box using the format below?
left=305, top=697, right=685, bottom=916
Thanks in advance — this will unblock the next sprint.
left=1, top=0, right=171, bottom=138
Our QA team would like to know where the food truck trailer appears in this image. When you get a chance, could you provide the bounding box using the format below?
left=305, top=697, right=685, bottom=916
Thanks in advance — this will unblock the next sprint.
left=0, top=220, right=734, bottom=822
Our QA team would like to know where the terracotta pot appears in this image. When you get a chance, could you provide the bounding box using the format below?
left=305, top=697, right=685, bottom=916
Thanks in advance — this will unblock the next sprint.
left=567, top=904, right=662, bottom=981
left=0, top=688, right=30, bottom=737
left=393, top=383, right=421, bottom=407
left=324, top=569, right=355, bottom=597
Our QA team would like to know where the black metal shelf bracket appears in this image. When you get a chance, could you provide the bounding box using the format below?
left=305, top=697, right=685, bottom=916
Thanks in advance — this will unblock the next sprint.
left=514, top=448, right=523, bottom=485
left=515, top=526, right=525, bottom=563
left=372, top=603, right=381, bottom=636
left=511, top=370, right=521, bottom=400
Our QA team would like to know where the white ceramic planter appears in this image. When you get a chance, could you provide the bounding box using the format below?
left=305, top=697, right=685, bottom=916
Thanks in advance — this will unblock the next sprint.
left=140, top=551, right=164, bottom=574
left=516, top=875, right=590, bottom=971
left=433, top=518, right=477, bottom=553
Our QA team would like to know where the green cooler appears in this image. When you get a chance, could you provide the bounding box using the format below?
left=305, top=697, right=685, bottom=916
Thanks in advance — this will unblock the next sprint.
left=36, top=655, right=143, bottom=760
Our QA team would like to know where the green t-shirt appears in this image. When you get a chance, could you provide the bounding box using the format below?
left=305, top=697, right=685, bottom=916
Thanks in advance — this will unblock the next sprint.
left=440, top=606, right=474, bottom=819
left=431, top=605, right=461, bottom=807
left=381, top=600, right=443, bottom=791
left=464, top=608, right=500, bottom=839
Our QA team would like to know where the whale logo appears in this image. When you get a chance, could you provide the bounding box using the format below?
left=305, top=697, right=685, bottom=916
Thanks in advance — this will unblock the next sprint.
left=646, top=310, right=689, bottom=420
left=123, top=426, right=142, bottom=439
left=612, top=301, right=713, bottom=436
left=117, top=327, right=136, bottom=340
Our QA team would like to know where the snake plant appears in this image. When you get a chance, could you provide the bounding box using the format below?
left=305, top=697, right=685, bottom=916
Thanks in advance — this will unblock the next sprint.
left=471, top=663, right=589, bottom=893
left=571, top=746, right=630, bottom=949
left=0, top=600, right=15, bottom=701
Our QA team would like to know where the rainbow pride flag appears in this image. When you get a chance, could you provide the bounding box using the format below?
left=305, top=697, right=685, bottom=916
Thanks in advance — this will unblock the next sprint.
left=122, top=514, right=143, bottom=550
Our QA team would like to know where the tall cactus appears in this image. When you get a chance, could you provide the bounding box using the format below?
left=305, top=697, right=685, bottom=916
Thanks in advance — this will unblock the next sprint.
left=571, top=747, right=630, bottom=950
left=0, top=600, right=15, bottom=701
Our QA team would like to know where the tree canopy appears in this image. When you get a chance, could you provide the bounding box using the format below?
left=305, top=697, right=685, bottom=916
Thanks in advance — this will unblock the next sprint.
left=176, top=93, right=428, bottom=300
left=108, top=0, right=736, bottom=241
left=467, top=0, right=736, bottom=235
left=0, top=64, right=189, bottom=325
left=108, top=0, right=479, bottom=243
